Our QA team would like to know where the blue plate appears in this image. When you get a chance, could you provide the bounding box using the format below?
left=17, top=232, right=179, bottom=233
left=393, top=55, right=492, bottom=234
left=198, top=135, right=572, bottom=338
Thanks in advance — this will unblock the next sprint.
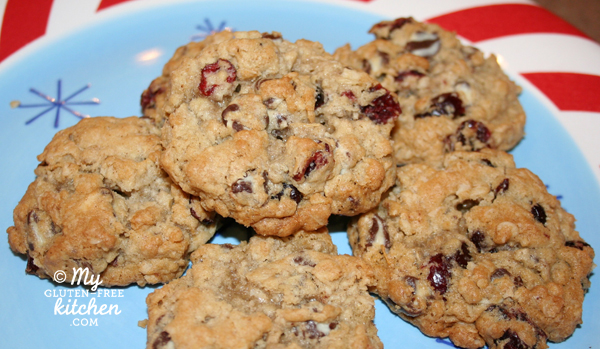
left=0, top=1, right=598, bottom=348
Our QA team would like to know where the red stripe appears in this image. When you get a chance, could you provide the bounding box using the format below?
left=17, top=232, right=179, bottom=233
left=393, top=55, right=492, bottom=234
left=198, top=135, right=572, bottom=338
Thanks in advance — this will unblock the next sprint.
left=0, top=0, right=54, bottom=62
left=97, top=0, right=135, bottom=11
left=427, top=4, right=588, bottom=43
left=521, top=72, right=600, bottom=113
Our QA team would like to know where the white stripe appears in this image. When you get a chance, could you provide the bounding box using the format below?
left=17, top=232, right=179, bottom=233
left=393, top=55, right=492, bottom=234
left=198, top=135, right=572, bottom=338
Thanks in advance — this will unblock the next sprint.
left=0, top=0, right=10, bottom=46
left=553, top=110, right=600, bottom=184
left=476, top=34, right=600, bottom=75
left=308, top=0, right=533, bottom=21
left=46, top=0, right=102, bottom=38
left=512, top=75, right=600, bottom=184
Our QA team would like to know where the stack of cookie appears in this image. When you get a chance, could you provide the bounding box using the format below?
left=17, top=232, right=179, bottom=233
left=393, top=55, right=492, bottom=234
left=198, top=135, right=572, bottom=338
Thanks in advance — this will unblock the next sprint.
left=6, top=18, right=594, bottom=349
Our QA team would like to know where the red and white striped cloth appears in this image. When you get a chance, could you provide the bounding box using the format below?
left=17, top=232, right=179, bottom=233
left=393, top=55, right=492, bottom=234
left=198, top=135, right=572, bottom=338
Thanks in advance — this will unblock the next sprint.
left=1, top=0, right=598, bottom=182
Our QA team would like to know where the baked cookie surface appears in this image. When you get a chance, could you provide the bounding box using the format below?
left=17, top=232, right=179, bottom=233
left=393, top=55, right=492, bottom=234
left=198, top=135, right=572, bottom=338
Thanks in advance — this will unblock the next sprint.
left=348, top=149, right=594, bottom=349
left=334, top=18, right=525, bottom=167
left=7, top=116, right=217, bottom=286
left=141, top=31, right=233, bottom=126
left=146, top=230, right=381, bottom=349
left=159, top=31, right=399, bottom=236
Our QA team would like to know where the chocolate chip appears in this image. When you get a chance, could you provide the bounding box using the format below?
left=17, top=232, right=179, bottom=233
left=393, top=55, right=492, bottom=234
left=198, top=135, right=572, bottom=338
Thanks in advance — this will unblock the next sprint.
left=152, top=331, right=172, bottom=349
left=495, top=179, right=510, bottom=195
left=232, top=178, right=253, bottom=194
left=222, top=243, right=235, bottom=250
left=315, top=86, right=325, bottom=109
left=395, top=70, right=425, bottom=83
left=491, top=268, right=511, bottom=281
left=221, top=104, right=240, bottom=125
left=365, top=214, right=391, bottom=249
left=452, top=242, right=471, bottom=268
left=416, top=93, right=464, bottom=118
left=371, top=17, right=413, bottom=38
left=481, top=159, right=494, bottom=167
left=470, top=230, right=486, bottom=252
left=287, top=184, right=303, bottom=204
left=513, top=276, right=524, bottom=287
left=190, top=207, right=202, bottom=221
left=25, top=255, right=38, bottom=275
left=565, top=240, right=590, bottom=250
left=362, top=59, right=372, bottom=74
left=495, top=329, right=529, bottom=349
left=455, top=199, right=480, bottom=213
left=261, top=32, right=282, bottom=40
left=531, top=204, right=547, bottom=225
left=329, top=322, right=337, bottom=330
left=406, top=32, right=441, bottom=57
left=27, top=210, right=39, bottom=225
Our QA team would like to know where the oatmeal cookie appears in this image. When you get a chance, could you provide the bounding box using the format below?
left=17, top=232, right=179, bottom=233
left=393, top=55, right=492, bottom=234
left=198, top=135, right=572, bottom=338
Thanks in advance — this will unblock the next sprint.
left=146, top=230, right=381, bottom=349
left=334, top=18, right=525, bottom=167
left=7, top=117, right=217, bottom=286
left=141, top=31, right=233, bottom=126
left=159, top=31, right=399, bottom=236
left=348, top=149, right=594, bottom=349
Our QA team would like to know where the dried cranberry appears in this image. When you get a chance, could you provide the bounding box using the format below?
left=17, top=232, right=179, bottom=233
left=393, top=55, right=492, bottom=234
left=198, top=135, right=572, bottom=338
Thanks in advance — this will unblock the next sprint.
left=416, top=93, right=464, bottom=118
left=341, top=90, right=356, bottom=102
left=293, top=256, right=316, bottom=267
left=395, top=70, right=425, bottom=83
left=455, top=199, right=479, bottom=213
left=199, top=59, right=237, bottom=97
left=427, top=254, right=451, bottom=294
left=293, top=145, right=331, bottom=181
left=141, top=86, right=163, bottom=110
left=531, top=204, right=547, bottom=225
left=360, top=90, right=401, bottom=124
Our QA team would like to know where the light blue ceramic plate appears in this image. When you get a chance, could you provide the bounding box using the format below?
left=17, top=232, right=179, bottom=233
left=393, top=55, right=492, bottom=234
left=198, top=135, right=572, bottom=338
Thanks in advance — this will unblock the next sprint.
left=0, top=1, right=598, bottom=348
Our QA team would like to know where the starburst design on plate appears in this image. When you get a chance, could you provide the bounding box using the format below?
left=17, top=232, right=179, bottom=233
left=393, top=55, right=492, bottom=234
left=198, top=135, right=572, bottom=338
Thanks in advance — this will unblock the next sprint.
left=14, top=79, right=100, bottom=128
left=191, top=18, right=233, bottom=41
left=545, top=184, right=564, bottom=201
left=435, top=338, right=458, bottom=347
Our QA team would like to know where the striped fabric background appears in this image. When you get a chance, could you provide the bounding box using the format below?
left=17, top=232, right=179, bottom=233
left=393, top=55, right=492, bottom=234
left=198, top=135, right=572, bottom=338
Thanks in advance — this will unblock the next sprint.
left=0, top=0, right=598, bottom=181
